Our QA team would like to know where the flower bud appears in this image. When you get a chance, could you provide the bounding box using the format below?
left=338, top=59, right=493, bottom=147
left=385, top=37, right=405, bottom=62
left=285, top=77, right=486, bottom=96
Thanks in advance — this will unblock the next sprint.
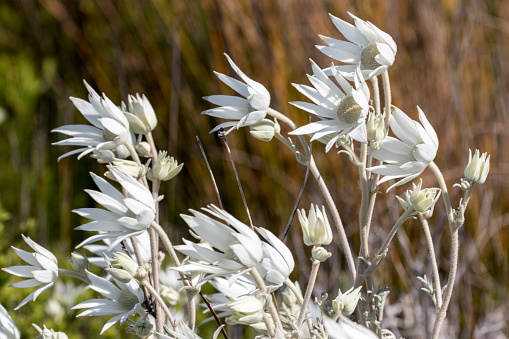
left=105, top=267, right=134, bottom=283
left=135, top=141, right=152, bottom=157
left=226, top=294, right=265, bottom=326
left=90, top=149, right=116, bottom=164
left=397, top=180, right=441, bottom=214
left=68, top=252, right=89, bottom=272
left=147, top=151, right=183, bottom=181
left=333, top=286, right=362, bottom=316
left=112, top=252, right=139, bottom=276
left=124, top=93, right=158, bottom=134
left=126, top=314, right=154, bottom=338
left=249, top=119, right=279, bottom=142
left=105, top=159, right=146, bottom=180
left=366, top=112, right=386, bottom=149
left=464, top=149, right=490, bottom=184
left=312, top=246, right=331, bottom=262
left=297, top=204, right=333, bottom=247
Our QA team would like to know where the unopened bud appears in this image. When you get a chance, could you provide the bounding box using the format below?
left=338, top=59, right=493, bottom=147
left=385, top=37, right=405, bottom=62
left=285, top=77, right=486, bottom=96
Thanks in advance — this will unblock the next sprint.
left=333, top=286, right=362, bottom=316
left=397, top=180, right=441, bottom=214
left=312, top=246, right=331, bottom=262
left=297, top=204, right=333, bottom=247
left=135, top=142, right=152, bottom=157
left=124, top=93, right=158, bottom=134
left=68, top=252, right=89, bottom=272
left=464, top=149, right=490, bottom=184
left=249, top=119, right=279, bottom=142
left=147, top=151, right=183, bottom=181
left=367, top=112, right=386, bottom=149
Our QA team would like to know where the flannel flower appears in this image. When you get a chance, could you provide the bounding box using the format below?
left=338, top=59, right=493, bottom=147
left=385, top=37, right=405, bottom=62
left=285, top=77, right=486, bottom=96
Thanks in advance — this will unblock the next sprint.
left=52, top=81, right=134, bottom=161
left=73, top=167, right=155, bottom=249
left=202, top=54, right=271, bottom=133
left=318, top=12, right=397, bottom=79
left=0, top=304, right=20, bottom=338
left=368, top=106, right=438, bottom=191
left=173, top=205, right=264, bottom=282
left=72, top=270, right=144, bottom=334
left=289, top=60, right=369, bottom=151
left=2, top=235, right=58, bottom=310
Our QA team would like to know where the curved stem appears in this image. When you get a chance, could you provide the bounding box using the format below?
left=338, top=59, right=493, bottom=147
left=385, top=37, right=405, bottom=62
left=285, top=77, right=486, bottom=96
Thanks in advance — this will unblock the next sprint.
left=428, top=162, right=454, bottom=224
left=378, top=208, right=414, bottom=255
left=125, top=142, right=149, bottom=188
left=145, top=131, right=159, bottom=164
left=418, top=214, right=442, bottom=310
left=142, top=279, right=177, bottom=330
left=57, top=269, right=90, bottom=284
left=250, top=268, right=283, bottom=334
left=151, top=221, right=182, bottom=267
left=267, top=108, right=356, bottom=282
left=284, top=279, right=313, bottom=333
left=431, top=229, right=458, bottom=339
left=297, top=259, right=320, bottom=330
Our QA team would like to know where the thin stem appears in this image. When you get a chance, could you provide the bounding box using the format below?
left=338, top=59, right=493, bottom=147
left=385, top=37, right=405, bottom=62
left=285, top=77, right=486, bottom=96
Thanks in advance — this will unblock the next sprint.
left=431, top=229, right=458, bottom=339
left=185, top=288, right=197, bottom=330
left=284, top=279, right=304, bottom=304
left=142, top=279, right=177, bottom=330
left=297, top=259, right=320, bottom=329
left=196, top=136, right=223, bottom=209
left=57, top=269, right=90, bottom=284
left=130, top=236, right=144, bottom=267
left=219, top=131, right=254, bottom=229
left=145, top=131, right=159, bottom=164
left=149, top=227, right=163, bottom=332
left=428, top=162, right=454, bottom=224
left=151, top=221, right=182, bottom=267
left=125, top=142, right=149, bottom=188
left=250, top=268, right=283, bottom=334
left=262, top=313, right=275, bottom=338
left=381, top=71, right=392, bottom=129
left=370, top=76, right=381, bottom=116
left=378, top=208, right=414, bottom=255
left=418, top=214, right=442, bottom=310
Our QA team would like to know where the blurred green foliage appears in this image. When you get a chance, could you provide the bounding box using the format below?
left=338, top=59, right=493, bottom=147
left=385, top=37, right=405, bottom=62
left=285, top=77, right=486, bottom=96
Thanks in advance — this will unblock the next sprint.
left=0, top=0, right=508, bottom=337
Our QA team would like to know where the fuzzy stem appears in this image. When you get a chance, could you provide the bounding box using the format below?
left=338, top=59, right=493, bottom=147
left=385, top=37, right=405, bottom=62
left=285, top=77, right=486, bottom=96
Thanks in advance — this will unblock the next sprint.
left=381, top=71, right=392, bottom=129
left=57, top=269, right=90, bottom=284
left=370, top=76, right=381, bottom=116
left=266, top=108, right=356, bottom=282
left=145, top=131, right=159, bottom=164
left=297, top=259, right=320, bottom=329
left=431, top=229, right=458, bottom=339
left=250, top=268, right=283, bottom=334
left=284, top=279, right=313, bottom=333
left=142, top=279, right=177, bottom=330
left=428, top=162, right=454, bottom=224
left=418, top=214, right=442, bottom=310
left=151, top=221, right=182, bottom=267
left=378, top=208, right=414, bottom=255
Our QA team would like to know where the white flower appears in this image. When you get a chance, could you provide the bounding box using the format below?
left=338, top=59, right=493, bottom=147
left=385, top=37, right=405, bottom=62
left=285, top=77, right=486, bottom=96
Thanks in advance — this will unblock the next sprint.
left=205, top=277, right=258, bottom=319
left=464, top=149, right=490, bottom=184
left=366, top=112, right=386, bottom=149
left=32, top=324, right=68, bottom=339
left=157, top=321, right=225, bottom=339
left=126, top=314, right=155, bottom=338
left=46, top=281, right=84, bottom=322
left=124, top=93, right=158, bottom=134
left=249, top=119, right=279, bottom=142
left=0, top=304, right=20, bottom=339
left=2, top=235, right=58, bottom=310
left=226, top=294, right=268, bottom=329
left=72, top=270, right=144, bottom=334
left=73, top=167, right=155, bottom=249
left=332, top=286, right=362, bottom=316
left=318, top=12, right=397, bottom=79
left=289, top=60, right=369, bottom=151
left=368, top=106, right=439, bottom=191
left=173, top=205, right=263, bottom=281
left=297, top=204, right=333, bottom=247
left=52, top=81, right=134, bottom=161
left=202, top=54, right=271, bottom=133
left=396, top=180, right=441, bottom=214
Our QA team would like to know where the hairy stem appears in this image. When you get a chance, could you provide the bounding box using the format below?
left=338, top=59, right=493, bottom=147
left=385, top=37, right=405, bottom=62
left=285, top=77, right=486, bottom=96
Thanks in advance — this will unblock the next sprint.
left=378, top=208, right=414, bottom=255
left=58, top=269, right=90, bottom=284
left=142, top=279, right=177, bottom=330
left=381, top=71, right=392, bottom=129
left=297, top=259, right=320, bottom=330
left=428, top=162, right=454, bottom=224
left=418, top=214, right=442, bottom=310
left=250, top=268, right=284, bottom=334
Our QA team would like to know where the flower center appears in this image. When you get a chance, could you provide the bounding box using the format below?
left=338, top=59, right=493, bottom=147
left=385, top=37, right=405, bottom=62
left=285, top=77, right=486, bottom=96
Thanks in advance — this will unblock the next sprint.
left=336, top=96, right=362, bottom=124
left=118, top=289, right=139, bottom=310
left=103, top=128, right=117, bottom=142
left=360, top=43, right=382, bottom=70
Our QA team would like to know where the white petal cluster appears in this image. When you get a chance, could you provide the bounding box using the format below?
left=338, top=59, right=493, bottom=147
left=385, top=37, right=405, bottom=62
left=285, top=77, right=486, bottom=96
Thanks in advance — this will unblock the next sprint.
left=124, top=93, right=158, bottom=134
left=147, top=151, right=184, bottom=181
left=256, top=227, right=295, bottom=287
left=72, top=270, right=145, bottom=334
left=289, top=61, right=369, bottom=151
left=297, top=204, right=333, bottom=247
left=226, top=293, right=269, bottom=330
left=174, top=206, right=264, bottom=279
left=73, top=167, right=155, bottom=249
left=2, top=235, right=58, bottom=310
left=332, top=286, right=362, bottom=316
left=318, top=12, right=397, bottom=79
left=369, top=106, right=438, bottom=191
left=158, top=321, right=225, bottom=339
left=32, top=324, right=68, bottom=339
left=397, top=180, right=441, bottom=214
left=205, top=277, right=258, bottom=319
left=202, top=54, right=271, bottom=133
left=52, top=81, right=134, bottom=161
left=464, top=149, right=490, bottom=184
left=323, top=315, right=378, bottom=339
left=0, top=304, right=20, bottom=339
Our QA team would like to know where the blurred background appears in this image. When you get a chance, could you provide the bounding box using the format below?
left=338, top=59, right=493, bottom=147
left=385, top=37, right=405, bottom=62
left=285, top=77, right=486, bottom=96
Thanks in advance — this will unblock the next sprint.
left=0, top=0, right=507, bottom=337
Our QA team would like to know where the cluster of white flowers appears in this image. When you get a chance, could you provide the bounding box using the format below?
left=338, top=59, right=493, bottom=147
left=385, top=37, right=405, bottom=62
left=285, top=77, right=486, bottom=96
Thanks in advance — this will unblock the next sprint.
left=1, top=10, right=490, bottom=339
